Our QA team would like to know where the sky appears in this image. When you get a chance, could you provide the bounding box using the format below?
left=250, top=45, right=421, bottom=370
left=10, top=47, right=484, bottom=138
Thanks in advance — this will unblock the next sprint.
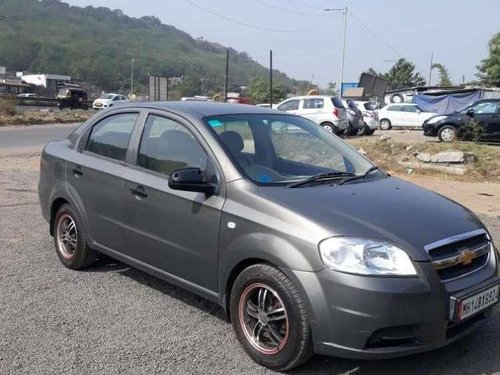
left=64, top=0, right=499, bottom=87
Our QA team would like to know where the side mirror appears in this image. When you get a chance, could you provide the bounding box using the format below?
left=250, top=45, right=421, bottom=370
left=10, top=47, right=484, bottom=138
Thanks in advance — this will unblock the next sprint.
left=168, top=167, right=216, bottom=194
left=416, top=109, right=421, bottom=114
left=466, top=109, right=474, bottom=117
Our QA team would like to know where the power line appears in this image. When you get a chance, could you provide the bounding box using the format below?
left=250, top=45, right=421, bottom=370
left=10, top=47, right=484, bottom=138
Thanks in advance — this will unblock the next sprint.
left=349, top=11, right=404, bottom=58
left=183, top=0, right=312, bottom=33
left=250, top=0, right=325, bottom=17
left=281, top=0, right=324, bottom=11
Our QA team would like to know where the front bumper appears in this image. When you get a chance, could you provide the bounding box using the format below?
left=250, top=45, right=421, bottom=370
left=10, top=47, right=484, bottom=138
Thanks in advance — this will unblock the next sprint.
left=288, top=249, right=499, bottom=359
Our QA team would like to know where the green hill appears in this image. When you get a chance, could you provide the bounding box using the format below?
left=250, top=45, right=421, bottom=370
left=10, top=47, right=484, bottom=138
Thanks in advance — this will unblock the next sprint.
left=0, top=0, right=306, bottom=96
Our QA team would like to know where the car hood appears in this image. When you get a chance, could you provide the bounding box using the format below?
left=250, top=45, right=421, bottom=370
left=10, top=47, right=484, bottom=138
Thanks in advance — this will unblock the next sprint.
left=259, top=176, right=485, bottom=261
left=93, top=99, right=112, bottom=104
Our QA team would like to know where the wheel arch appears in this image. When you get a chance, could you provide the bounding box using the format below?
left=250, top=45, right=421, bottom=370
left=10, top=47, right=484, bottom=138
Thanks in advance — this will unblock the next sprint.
left=50, top=197, right=69, bottom=236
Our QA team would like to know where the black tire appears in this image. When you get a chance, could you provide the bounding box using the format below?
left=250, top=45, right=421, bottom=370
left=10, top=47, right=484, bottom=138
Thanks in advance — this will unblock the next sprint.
left=53, top=203, right=96, bottom=269
left=320, top=122, right=335, bottom=133
left=357, top=124, right=374, bottom=136
left=230, top=264, right=313, bottom=371
left=390, top=94, right=404, bottom=103
left=438, top=125, right=457, bottom=142
left=380, top=118, right=392, bottom=130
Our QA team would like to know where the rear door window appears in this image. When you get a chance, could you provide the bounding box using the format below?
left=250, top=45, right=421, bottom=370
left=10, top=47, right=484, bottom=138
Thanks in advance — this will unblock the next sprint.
left=303, top=98, right=324, bottom=109
left=387, top=105, right=402, bottom=112
left=87, top=113, right=138, bottom=161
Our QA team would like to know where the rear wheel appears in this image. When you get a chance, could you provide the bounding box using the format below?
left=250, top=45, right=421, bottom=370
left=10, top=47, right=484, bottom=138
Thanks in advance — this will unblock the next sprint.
left=358, top=124, right=374, bottom=136
left=54, top=204, right=96, bottom=269
left=438, top=125, right=457, bottom=142
left=320, top=122, right=335, bottom=133
left=230, top=264, right=313, bottom=371
left=380, top=119, right=392, bottom=130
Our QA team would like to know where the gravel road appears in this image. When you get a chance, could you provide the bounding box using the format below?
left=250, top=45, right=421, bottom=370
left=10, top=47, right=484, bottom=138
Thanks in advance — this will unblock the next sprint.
left=0, top=135, right=499, bottom=374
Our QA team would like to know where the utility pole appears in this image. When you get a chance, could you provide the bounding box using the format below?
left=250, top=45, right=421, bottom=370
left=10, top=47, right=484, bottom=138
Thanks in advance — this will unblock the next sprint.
left=224, top=49, right=229, bottom=102
left=324, top=7, right=348, bottom=97
left=130, top=58, right=135, bottom=97
left=269, top=50, right=273, bottom=107
left=428, top=52, right=433, bottom=86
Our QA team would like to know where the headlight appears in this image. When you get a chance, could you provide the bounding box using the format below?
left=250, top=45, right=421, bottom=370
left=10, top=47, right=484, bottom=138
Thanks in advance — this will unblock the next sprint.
left=426, top=115, right=447, bottom=124
left=319, top=237, right=417, bottom=276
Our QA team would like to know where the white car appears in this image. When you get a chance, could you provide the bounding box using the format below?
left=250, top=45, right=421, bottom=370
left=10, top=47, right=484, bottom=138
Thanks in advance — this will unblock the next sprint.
left=93, top=93, right=129, bottom=110
left=276, top=95, right=349, bottom=135
left=376, top=103, right=438, bottom=130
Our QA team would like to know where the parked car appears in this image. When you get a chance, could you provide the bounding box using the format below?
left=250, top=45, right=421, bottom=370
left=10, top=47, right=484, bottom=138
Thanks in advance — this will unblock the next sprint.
left=354, top=100, right=380, bottom=135
left=341, top=98, right=364, bottom=136
left=277, top=95, right=349, bottom=136
left=93, top=93, right=129, bottom=110
left=376, top=103, right=437, bottom=130
left=17, top=93, right=39, bottom=98
left=57, top=87, right=89, bottom=110
left=255, top=103, right=278, bottom=109
left=39, top=102, right=499, bottom=371
left=423, top=99, right=500, bottom=142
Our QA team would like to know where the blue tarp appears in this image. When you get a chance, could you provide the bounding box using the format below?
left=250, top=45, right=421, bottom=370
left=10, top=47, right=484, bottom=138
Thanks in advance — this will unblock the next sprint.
left=412, top=91, right=481, bottom=114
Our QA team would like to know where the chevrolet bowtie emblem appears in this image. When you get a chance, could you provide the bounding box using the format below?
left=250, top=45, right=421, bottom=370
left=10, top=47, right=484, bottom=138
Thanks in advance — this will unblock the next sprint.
left=459, top=250, right=475, bottom=266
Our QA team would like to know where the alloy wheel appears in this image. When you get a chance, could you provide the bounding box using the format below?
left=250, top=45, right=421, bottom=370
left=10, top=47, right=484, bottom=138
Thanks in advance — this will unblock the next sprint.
left=238, top=283, right=289, bottom=354
left=55, top=213, right=78, bottom=259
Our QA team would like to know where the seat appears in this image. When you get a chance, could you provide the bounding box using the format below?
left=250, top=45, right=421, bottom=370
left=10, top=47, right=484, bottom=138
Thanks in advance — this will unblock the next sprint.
left=219, top=131, right=251, bottom=166
left=153, top=130, right=206, bottom=175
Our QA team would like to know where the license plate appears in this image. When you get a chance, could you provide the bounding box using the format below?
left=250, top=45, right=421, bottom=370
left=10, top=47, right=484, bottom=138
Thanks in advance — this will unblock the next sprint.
left=456, top=285, right=500, bottom=321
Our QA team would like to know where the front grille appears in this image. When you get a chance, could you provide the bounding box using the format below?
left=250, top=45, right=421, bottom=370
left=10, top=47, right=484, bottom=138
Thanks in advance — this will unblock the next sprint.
left=427, top=230, right=491, bottom=281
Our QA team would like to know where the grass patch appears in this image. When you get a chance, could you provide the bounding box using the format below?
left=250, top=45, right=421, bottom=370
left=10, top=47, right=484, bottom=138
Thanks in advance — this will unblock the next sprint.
left=0, top=110, right=92, bottom=126
left=349, top=138, right=500, bottom=182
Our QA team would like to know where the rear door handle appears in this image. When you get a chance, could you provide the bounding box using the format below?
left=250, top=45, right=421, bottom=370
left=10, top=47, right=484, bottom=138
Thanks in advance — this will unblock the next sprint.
left=129, top=185, right=148, bottom=199
left=72, top=166, right=83, bottom=177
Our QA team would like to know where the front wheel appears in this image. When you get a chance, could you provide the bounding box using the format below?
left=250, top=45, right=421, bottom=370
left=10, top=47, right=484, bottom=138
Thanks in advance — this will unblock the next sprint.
left=230, top=264, right=313, bottom=371
left=438, top=125, right=457, bottom=142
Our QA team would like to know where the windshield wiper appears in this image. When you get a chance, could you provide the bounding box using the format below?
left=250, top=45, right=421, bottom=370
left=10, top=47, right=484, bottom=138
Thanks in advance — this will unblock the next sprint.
left=338, top=166, right=380, bottom=185
left=288, top=171, right=355, bottom=188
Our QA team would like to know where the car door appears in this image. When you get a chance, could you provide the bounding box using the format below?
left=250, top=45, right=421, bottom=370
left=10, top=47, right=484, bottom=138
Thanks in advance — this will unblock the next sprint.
left=471, top=101, right=500, bottom=141
left=299, top=98, right=325, bottom=123
left=402, top=105, right=421, bottom=127
left=121, top=113, right=224, bottom=292
left=66, top=111, right=140, bottom=251
left=386, top=105, right=404, bottom=125
left=277, top=99, right=300, bottom=115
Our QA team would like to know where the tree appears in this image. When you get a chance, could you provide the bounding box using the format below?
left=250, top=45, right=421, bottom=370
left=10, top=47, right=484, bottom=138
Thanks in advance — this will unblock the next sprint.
left=246, top=76, right=288, bottom=104
left=383, top=58, right=426, bottom=90
left=364, top=58, right=425, bottom=90
left=178, top=76, right=201, bottom=97
left=431, top=63, right=452, bottom=86
left=477, top=32, right=500, bottom=87
left=324, top=82, right=338, bottom=96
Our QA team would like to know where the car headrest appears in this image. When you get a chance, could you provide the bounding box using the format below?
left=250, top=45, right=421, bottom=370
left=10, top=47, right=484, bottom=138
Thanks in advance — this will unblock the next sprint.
left=219, top=131, right=244, bottom=154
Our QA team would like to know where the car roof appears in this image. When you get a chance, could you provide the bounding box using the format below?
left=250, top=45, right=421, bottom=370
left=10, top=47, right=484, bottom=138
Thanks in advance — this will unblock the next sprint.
left=282, top=95, right=336, bottom=100
left=124, top=101, right=279, bottom=118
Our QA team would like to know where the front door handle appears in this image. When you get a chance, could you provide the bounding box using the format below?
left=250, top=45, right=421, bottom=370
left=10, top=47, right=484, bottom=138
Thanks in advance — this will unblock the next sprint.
left=129, top=185, right=148, bottom=199
left=72, top=166, right=83, bottom=177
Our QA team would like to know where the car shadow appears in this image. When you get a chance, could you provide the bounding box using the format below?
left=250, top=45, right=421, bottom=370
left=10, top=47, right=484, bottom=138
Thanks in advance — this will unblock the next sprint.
left=82, top=257, right=499, bottom=374
left=116, top=265, right=227, bottom=321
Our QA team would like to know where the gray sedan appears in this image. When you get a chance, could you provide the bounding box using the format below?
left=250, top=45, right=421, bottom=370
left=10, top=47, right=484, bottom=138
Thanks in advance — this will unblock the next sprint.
left=38, top=102, right=499, bottom=371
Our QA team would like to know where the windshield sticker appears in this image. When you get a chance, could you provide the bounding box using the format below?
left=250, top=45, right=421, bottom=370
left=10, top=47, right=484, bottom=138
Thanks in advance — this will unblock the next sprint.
left=208, top=119, right=223, bottom=127
left=258, top=175, right=272, bottom=183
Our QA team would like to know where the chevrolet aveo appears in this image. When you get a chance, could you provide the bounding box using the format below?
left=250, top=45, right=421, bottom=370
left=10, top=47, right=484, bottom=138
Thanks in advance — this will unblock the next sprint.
left=39, top=102, right=499, bottom=371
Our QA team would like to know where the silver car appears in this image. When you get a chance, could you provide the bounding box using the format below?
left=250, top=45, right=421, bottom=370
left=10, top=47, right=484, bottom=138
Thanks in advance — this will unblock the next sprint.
left=277, top=95, right=349, bottom=135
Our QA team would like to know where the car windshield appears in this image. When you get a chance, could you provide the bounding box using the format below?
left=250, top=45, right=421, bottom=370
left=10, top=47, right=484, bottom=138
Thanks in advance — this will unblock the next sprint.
left=205, top=114, right=375, bottom=186
left=101, top=94, right=116, bottom=99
